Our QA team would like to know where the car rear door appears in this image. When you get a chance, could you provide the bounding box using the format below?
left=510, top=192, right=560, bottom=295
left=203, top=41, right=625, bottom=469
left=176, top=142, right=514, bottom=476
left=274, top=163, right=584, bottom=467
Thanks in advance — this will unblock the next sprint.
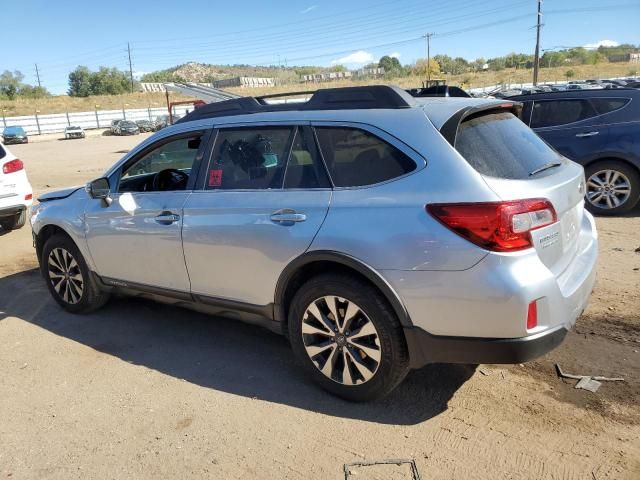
left=181, top=124, right=332, bottom=307
left=528, top=99, right=608, bottom=165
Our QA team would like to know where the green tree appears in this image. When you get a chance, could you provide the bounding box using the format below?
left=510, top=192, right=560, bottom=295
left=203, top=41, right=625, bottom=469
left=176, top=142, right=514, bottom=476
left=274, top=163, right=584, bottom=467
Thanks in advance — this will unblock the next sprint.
left=378, top=55, right=405, bottom=78
left=411, top=58, right=440, bottom=77
left=0, top=70, right=24, bottom=100
left=89, top=67, right=131, bottom=95
left=68, top=66, right=133, bottom=96
left=68, top=66, right=92, bottom=97
left=19, top=85, right=50, bottom=99
left=565, top=69, right=575, bottom=80
left=331, top=64, right=348, bottom=73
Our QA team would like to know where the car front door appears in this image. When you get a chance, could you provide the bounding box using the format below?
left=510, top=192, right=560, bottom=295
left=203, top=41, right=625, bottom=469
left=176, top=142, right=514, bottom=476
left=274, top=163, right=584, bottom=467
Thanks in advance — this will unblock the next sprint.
left=529, top=99, right=609, bottom=164
left=84, top=129, right=210, bottom=293
left=182, top=125, right=332, bottom=308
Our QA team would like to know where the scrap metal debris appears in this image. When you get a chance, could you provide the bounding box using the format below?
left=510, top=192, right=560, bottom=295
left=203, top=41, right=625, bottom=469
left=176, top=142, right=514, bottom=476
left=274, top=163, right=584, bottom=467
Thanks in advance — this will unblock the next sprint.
left=555, top=364, right=624, bottom=393
left=344, top=459, right=421, bottom=480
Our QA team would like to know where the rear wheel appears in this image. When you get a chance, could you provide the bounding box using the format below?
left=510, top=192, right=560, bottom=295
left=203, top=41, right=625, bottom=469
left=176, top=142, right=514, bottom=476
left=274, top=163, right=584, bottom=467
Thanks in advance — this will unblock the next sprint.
left=41, top=234, right=109, bottom=313
left=585, top=160, right=640, bottom=215
left=289, top=273, right=409, bottom=402
left=0, top=210, right=26, bottom=231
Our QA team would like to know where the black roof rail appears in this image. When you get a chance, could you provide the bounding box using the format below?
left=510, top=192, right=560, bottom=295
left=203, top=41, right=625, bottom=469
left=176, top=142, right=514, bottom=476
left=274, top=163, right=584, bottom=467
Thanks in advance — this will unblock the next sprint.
left=175, top=85, right=416, bottom=124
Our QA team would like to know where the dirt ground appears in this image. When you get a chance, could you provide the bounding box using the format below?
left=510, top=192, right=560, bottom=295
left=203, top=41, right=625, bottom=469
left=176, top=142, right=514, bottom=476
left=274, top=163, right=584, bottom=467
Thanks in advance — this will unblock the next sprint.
left=1, top=135, right=639, bottom=479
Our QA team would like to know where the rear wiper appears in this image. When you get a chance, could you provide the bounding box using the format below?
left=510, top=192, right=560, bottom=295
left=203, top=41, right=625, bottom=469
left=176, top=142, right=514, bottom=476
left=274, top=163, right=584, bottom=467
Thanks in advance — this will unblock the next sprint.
left=529, top=162, right=562, bottom=177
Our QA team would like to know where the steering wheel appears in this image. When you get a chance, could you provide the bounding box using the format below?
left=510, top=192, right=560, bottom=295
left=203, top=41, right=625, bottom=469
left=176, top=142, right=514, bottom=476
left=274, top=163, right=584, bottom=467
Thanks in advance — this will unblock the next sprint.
left=152, top=168, right=189, bottom=191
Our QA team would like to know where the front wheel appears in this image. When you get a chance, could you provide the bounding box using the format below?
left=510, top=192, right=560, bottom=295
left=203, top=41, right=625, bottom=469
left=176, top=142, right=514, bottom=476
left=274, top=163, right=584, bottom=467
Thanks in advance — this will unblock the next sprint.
left=585, top=160, right=640, bottom=215
left=41, top=234, right=110, bottom=313
left=288, top=274, right=409, bottom=402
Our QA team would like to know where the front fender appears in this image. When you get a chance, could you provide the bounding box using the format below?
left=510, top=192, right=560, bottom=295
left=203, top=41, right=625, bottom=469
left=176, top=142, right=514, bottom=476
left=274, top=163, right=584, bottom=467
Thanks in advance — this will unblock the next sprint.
left=31, top=190, right=95, bottom=271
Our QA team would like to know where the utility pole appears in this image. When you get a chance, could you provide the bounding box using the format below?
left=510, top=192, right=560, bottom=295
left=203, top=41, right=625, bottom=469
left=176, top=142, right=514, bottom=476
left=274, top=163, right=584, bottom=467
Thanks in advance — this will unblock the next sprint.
left=127, top=42, right=134, bottom=93
left=533, top=0, right=543, bottom=85
left=422, top=33, right=433, bottom=84
left=35, top=64, right=41, bottom=88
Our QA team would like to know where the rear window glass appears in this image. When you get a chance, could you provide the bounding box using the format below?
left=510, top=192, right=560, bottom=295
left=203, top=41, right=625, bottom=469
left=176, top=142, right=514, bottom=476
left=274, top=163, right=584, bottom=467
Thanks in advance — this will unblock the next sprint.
left=530, top=100, right=597, bottom=128
left=455, top=111, right=560, bottom=180
left=315, top=127, right=416, bottom=187
left=0, top=144, right=5, bottom=160
left=590, top=98, right=630, bottom=115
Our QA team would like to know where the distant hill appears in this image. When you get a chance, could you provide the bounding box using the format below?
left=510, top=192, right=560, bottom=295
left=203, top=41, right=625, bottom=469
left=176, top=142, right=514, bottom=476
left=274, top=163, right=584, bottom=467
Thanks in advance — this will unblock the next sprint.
left=140, top=62, right=335, bottom=83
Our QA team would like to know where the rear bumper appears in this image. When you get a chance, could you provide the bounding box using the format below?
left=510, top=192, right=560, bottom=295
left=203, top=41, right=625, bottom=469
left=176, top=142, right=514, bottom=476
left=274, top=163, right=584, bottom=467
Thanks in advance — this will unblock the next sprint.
left=2, top=137, right=28, bottom=144
left=404, top=325, right=568, bottom=368
left=0, top=204, right=26, bottom=218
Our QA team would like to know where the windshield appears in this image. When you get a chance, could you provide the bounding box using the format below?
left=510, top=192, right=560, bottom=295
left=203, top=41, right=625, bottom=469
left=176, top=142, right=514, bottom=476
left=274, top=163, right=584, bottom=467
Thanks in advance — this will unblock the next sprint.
left=4, top=126, right=25, bottom=135
left=454, top=111, right=562, bottom=179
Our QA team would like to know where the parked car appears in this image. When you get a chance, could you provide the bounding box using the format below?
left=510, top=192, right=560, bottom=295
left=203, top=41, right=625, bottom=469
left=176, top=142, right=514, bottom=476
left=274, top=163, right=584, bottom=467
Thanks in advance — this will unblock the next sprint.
left=64, top=126, right=85, bottom=139
left=135, top=120, right=155, bottom=133
left=0, top=142, right=33, bottom=231
left=1, top=126, right=28, bottom=145
left=30, top=86, right=598, bottom=401
left=511, top=88, right=640, bottom=215
left=154, top=115, right=170, bottom=130
left=110, top=120, right=124, bottom=134
left=113, top=120, right=140, bottom=136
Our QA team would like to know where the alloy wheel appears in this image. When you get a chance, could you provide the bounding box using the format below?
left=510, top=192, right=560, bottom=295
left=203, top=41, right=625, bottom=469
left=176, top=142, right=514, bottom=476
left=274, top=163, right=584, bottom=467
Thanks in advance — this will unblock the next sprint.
left=301, top=296, right=381, bottom=385
left=48, top=248, right=84, bottom=304
left=586, top=169, right=632, bottom=210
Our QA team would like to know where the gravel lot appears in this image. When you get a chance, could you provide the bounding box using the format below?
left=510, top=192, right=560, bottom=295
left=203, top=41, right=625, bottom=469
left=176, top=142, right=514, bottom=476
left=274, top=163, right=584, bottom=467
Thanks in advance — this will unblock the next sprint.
left=1, top=134, right=639, bottom=479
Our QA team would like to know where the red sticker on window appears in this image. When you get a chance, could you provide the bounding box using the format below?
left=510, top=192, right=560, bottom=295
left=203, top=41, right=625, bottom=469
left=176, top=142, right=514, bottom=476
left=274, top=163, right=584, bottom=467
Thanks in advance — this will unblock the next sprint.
left=208, top=169, right=223, bottom=187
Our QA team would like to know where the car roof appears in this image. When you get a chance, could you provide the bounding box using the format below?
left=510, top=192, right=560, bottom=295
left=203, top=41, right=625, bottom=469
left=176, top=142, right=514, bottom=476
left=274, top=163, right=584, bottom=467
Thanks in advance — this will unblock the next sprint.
left=168, top=86, right=511, bottom=132
left=509, top=88, right=640, bottom=101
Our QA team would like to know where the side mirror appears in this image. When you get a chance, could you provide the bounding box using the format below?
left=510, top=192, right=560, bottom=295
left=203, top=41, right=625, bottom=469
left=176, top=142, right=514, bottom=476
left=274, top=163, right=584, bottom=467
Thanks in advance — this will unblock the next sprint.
left=87, top=177, right=111, bottom=201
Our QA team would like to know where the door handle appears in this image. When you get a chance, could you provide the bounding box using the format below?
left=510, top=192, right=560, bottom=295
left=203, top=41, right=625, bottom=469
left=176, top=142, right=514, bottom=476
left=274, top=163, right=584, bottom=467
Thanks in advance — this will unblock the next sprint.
left=575, top=131, right=599, bottom=138
left=155, top=212, right=180, bottom=225
left=270, top=209, right=306, bottom=225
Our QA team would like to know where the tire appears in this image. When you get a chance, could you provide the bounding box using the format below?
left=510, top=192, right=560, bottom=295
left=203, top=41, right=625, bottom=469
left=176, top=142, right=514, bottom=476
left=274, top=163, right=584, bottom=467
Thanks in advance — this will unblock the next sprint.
left=0, top=210, right=26, bottom=231
left=41, top=233, right=110, bottom=314
left=288, top=273, right=409, bottom=402
left=585, top=160, right=640, bottom=215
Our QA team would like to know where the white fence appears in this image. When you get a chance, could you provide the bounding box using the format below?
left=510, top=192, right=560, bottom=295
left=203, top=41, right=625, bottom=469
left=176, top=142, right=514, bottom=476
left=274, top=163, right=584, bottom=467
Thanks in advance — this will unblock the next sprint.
left=1, top=105, right=194, bottom=136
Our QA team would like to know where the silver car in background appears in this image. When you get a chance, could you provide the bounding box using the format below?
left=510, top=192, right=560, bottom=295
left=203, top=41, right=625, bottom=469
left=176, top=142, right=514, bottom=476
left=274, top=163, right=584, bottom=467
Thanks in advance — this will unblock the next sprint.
left=30, top=86, right=598, bottom=401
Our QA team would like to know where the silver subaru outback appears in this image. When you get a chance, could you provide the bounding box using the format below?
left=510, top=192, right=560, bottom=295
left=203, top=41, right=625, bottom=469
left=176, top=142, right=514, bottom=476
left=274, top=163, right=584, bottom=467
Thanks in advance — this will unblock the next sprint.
left=31, top=86, right=598, bottom=401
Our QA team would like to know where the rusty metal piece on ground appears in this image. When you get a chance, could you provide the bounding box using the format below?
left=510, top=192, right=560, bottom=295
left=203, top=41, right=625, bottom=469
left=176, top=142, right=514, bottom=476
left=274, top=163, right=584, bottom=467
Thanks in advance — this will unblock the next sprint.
left=344, top=459, right=421, bottom=480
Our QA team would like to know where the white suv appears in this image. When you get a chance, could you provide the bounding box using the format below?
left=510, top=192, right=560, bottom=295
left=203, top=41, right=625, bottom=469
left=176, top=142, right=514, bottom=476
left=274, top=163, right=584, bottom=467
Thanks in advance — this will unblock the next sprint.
left=0, top=142, right=33, bottom=231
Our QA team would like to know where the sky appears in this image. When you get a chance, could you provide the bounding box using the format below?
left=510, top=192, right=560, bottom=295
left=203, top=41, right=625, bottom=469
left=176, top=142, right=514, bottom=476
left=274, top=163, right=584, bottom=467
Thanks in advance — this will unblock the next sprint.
left=2, top=0, right=639, bottom=94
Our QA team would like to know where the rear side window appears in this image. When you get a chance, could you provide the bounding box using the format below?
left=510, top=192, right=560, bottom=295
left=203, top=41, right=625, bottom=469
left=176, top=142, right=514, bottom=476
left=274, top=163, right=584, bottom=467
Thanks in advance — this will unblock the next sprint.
left=590, top=97, right=630, bottom=115
left=0, top=144, right=5, bottom=160
left=315, top=127, right=416, bottom=187
left=530, top=100, right=597, bottom=128
left=455, top=111, right=560, bottom=180
left=207, top=127, right=294, bottom=190
left=284, top=128, right=331, bottom=189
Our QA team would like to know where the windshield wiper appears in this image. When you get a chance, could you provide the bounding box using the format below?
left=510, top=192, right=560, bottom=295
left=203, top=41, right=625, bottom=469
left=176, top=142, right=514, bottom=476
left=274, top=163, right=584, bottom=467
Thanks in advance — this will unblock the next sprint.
left=529, top=162, right=562, bottom=177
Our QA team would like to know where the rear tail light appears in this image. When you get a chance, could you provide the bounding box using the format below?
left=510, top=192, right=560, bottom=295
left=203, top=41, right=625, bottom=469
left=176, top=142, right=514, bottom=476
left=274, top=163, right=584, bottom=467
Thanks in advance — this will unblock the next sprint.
left=25, top=193, right=33, bottom=201
left=527, top=300, right=538, bottom=329
left=2, top=159, right=24, bottom=174
left=427, top=199, right=557, bottom=252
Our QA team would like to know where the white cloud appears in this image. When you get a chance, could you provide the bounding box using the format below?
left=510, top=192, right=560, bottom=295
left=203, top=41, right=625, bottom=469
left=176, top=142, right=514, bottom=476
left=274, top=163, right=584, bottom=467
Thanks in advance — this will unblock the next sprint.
left=583, top=39, right=619, bottom=49
left=389, top=52, right=401, bottom=59
left=331, top=50, right=375, bottom=65
left=300, top=5, right=317, bottom=14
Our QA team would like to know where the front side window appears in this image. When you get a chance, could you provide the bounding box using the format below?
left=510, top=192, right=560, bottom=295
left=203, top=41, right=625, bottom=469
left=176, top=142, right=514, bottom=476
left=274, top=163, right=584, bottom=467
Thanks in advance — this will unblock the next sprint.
left=118, top=134, right=203, bottom=193
left=530, top=100, right=597, bottom=128
left=206, top=127, right=294, bottom=190
left=314, top=127, right=416, bottom=187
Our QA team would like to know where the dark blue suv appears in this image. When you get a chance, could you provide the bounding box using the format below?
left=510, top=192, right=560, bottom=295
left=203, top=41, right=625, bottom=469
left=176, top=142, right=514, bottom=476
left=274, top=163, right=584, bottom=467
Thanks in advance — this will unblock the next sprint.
left=511, top=89, right=640, bottom=215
